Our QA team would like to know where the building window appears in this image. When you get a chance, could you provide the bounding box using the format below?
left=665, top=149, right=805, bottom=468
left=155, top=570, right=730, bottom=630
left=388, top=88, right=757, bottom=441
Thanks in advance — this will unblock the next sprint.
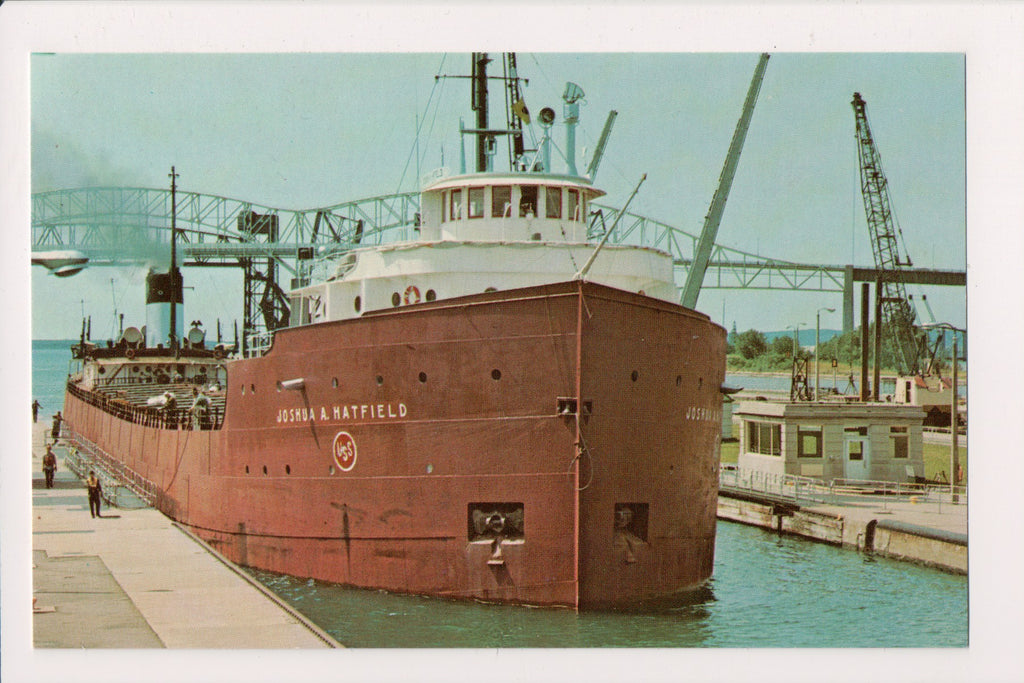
left=519, top=185, right=537, bottom=217
left=567, top=189, right=580, bottom=221
left=545, top=186, right=562, bottom=219
left=746, top=421, right=781, bottom=456
left=798, top=426, right=822, bottom=458
left=844, top=427, right=867, bottom=460
left=449, top=188, right=463, bottom=221
left=468, top=187, right=484, bottom=218
left=891, top=426, right=909, bottom=459
left=442, top=191, right=447, bottom=222
left=492, top=185, right=511, bottom=217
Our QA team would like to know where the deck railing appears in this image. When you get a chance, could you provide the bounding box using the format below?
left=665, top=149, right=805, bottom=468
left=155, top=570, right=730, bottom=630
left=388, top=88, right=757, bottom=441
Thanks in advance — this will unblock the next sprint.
left=719, top=464, right=967, bottom=506
left=67, top=381, right=225, bottom=430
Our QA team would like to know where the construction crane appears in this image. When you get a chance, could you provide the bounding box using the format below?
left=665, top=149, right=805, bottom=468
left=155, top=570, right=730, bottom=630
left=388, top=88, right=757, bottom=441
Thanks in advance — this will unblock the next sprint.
left=851, top=92, right=925, bottom=376
left=680, top=53, right=770, bottom=309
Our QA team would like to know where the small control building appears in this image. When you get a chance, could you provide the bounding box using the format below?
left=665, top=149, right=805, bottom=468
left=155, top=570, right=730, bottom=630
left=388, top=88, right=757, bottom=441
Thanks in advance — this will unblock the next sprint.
left=734, top=400, right=926, bottom=483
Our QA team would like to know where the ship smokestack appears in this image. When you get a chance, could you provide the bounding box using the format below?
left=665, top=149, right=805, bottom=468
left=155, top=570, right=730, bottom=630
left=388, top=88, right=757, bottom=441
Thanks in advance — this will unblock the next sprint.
left=146, top=269, right=184, bottom=347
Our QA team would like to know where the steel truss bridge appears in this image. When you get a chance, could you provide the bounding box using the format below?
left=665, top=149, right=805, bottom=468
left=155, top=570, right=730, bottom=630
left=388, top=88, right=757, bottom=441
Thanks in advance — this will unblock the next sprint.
left=31, top=186, right=965, bottom=336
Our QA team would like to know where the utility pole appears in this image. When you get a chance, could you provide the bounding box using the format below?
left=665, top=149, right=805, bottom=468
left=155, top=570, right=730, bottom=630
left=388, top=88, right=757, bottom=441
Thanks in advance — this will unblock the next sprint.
left=816, top=307, right=835, bottom=400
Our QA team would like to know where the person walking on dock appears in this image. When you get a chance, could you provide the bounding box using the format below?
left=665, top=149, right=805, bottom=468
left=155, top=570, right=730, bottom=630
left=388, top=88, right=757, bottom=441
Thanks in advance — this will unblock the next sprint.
left=32, top=399, right=42, bottom=423
left=86, top=470, right=103, bottom=518
left=42, top=445, right=57, bottom=489
left=51, top=411, right=63, bottom=440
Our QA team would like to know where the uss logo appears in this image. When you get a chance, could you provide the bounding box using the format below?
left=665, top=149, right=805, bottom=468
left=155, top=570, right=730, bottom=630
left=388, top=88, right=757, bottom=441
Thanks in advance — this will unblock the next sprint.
left=332, top=431, right=357, bottom=472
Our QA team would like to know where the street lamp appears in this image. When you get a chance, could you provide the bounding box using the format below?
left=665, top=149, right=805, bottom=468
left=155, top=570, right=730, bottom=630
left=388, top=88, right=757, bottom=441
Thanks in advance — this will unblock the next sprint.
left=815, top=307, right=835, bottom=401
left=786, top=323, right=805, bottom=359
left=921, top=322, right=965, bottom=502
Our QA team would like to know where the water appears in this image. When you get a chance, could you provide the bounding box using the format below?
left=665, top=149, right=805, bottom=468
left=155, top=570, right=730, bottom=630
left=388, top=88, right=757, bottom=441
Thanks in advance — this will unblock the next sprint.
left=245, top=521, right=966, bottom=647
left=32, top=341, right=967, bottom=648
left=32, top=339, right=77, bottom=420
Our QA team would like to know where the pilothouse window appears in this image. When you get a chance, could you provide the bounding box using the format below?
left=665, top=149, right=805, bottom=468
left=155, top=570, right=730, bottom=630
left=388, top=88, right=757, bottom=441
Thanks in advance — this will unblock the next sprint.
left=468, top=188, right=484, bottom=218
left=545, top=187, right=562, bottom=219
left=567, top=189, right=580, bottom=221
left=492, top=186, right=511, bottom=217
left=449, top=188, right=463, bottom=221
left=519, top=186, right=537, bottom=217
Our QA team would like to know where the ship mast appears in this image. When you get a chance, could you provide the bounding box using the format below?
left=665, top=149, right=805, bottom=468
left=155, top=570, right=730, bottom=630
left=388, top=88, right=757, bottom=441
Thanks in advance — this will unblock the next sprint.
left=168, top=166, right=180, bottom=354
left=471, top=53, right=491, bottom=173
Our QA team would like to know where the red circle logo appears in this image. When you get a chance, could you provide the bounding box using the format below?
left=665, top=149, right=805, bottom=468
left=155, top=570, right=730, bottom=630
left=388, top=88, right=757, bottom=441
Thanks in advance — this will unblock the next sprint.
left=332, top=431, right=357, bottom=472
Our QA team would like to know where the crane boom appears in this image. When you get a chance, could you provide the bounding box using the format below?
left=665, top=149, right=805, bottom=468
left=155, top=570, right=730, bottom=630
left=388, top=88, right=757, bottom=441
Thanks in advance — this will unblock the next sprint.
left=851, top=92, right=923, bottom=376
left=680, top=52, right=770, bottom=309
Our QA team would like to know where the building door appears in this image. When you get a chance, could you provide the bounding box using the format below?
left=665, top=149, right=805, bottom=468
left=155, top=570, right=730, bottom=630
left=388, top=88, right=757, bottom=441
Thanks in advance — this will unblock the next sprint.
left=844, top=433, right=871, bottom=481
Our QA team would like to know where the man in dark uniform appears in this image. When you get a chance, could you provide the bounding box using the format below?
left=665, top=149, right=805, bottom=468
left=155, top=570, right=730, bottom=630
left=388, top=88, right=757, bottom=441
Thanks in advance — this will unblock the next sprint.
left=51, top=411, right=63, bottom=440
left=32, top=400, right=42, bottom=423
left=86, top=470, right=103, bottom=518
left=42, top=445, right=57, bottom=489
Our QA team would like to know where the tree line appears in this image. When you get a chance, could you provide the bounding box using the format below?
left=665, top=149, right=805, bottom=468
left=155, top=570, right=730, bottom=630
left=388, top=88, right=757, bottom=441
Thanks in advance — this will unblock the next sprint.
left=727, top=323, right=946, bottom=374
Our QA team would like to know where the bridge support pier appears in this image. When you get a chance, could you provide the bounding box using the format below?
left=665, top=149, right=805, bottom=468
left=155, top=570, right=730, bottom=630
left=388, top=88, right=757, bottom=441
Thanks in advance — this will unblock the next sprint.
left=843, top=265, right=855, bottom=333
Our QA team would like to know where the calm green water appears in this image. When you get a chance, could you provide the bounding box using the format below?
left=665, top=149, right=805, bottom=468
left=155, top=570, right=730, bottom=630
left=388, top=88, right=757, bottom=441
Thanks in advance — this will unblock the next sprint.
left=246, top=521, right=967, bottom=648
left=32, top=341, right=967, bottom=648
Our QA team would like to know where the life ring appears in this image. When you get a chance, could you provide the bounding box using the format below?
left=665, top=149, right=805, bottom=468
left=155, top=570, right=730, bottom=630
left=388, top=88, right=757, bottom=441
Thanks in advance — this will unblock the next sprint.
left=125, top=348, right=135, bottom=359
left=403, top=285, right=421, bottom=305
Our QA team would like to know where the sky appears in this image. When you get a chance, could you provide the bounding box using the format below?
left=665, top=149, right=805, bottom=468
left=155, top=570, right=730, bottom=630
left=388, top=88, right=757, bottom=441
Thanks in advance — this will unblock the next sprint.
left=4, top=4, right=1024, bottom=683
left=27, top=50, right=967, bottom=339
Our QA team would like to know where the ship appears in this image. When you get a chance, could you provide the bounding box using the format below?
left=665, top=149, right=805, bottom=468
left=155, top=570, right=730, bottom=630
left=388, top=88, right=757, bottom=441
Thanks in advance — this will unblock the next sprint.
left=60, top=53, right=726, bottom=609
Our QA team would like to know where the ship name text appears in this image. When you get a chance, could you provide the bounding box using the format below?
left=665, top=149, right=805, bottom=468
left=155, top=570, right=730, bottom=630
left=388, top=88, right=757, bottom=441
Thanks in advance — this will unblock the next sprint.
left=277, top=402, right=408, bottom=424
left=684, top=405, right=722, bottom=423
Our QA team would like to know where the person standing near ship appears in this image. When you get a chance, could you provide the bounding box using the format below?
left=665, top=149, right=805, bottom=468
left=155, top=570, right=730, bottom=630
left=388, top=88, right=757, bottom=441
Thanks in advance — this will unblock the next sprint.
left=189, top=388, right=210, bottom=430
left=42, top=445, right=57, bottom=489
left=86, top=471, right=103, bottom=518
left=51, top=411, right=62, bottom=440
left=32, top=400, right=42, bottom=423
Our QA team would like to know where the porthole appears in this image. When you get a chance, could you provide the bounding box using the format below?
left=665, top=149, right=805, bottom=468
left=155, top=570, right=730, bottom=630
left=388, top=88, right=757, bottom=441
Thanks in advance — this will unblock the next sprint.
left=631, top=370, right=639, bottom=382
left=262, top=465, right=268, bottom=475
left=241, top=385, right=245, bottom=395
left=332, top=377, right=339, bottom=388
left=698, top=377, right=704, bottom=390
left=391, top=292, right=401, bottom=307
left=376, top=375, right=384, bottom=386
left=276, top=381, right=282, bottom=392
left=491, top=369, right=502, bottom=381
left=250, top=383, right=256, bottom=394
left=426, top=464, right=434, bottom=474
left=285, top=465, right=291, bottom=475
left=245, top=465, right=250, bottom=474
left=425, top=289, right=437, bottom=302
left=98, top=366, right=106, bottom=374
left=418, top=372, right=427, bottom=383
left=329, top=465, right=335, bottom=475
left=354, top=296, right=362, bottom=312
left=676, top=375, right=682, bottom=387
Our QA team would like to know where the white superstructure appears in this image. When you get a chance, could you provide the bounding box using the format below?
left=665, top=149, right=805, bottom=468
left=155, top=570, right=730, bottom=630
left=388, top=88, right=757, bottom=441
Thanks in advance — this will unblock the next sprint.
left=289, top=172, right=677, bottom=325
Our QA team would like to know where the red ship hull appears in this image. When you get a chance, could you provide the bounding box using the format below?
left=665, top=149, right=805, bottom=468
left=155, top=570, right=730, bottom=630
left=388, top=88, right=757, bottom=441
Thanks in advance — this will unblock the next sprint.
left=63, top=281, right=725, bottom=609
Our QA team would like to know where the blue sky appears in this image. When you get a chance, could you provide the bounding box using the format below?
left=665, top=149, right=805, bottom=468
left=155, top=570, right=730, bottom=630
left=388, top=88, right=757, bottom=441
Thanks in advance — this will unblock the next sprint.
left=28, top=50, right=966, bottom=339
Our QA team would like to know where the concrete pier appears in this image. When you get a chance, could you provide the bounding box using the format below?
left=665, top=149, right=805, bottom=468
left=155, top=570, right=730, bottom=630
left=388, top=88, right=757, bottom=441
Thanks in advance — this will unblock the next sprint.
left=718, top=481, right=967, bottom=574
left=30, top=423, right=339, bottom=649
